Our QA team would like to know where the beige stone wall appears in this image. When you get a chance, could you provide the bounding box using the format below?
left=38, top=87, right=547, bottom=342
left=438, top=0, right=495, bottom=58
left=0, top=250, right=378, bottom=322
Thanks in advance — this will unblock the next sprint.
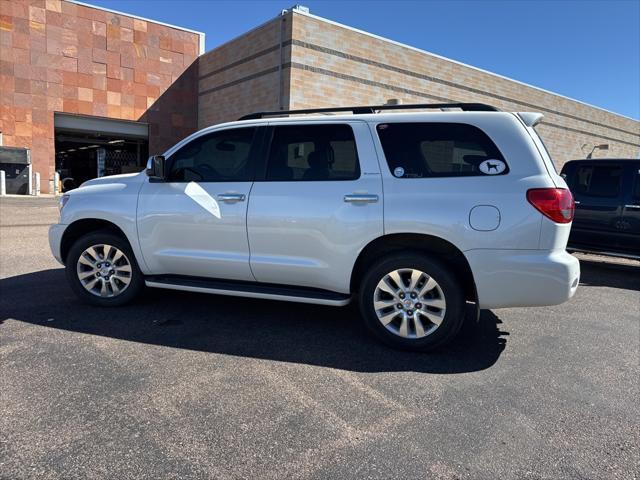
left=287, top=12, right=640, bottom=169
left=196, top=10, right=639, bottom=169
left=197, top=15, right=291, bottom=128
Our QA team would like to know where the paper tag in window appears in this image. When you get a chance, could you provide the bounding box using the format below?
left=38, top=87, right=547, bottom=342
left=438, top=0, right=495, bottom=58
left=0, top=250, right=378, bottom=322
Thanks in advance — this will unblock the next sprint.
left=479, top=159, right=506, bottom=175
left=393, top=167, right=405, bottom=178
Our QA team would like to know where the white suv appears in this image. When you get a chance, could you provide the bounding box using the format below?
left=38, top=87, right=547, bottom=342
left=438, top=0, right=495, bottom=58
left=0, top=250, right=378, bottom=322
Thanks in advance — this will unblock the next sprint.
left=49, top=103, right=580, bottom=351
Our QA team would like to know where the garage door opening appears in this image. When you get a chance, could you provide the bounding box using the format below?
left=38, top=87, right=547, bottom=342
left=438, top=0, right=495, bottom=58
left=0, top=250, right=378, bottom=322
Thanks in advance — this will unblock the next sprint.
left=54, top=113, right=149, bottom=192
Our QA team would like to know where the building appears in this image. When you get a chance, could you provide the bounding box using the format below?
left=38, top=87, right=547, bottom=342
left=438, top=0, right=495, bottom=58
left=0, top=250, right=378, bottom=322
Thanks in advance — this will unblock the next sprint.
left=198, top=7, right=640, bottom=162
left=1, top=1, right=639, bottom=193
left=0, top=0, right=202, bottom=192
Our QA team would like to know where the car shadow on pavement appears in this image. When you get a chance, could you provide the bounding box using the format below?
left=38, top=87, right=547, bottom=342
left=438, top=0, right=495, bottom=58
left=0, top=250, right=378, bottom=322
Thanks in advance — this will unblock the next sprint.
left=578, top=258, right=640, bottom=291
left=1, top=268, right=509, bottom=374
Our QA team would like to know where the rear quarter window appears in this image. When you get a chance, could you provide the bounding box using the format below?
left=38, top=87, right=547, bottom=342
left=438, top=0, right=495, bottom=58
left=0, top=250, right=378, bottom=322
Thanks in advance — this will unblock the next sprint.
left=376, top=122, right=507, bottom=178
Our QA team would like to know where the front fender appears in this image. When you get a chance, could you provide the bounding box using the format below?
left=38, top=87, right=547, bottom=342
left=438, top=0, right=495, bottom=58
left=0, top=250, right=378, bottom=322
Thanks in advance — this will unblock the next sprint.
left=60, top=180, right=150, bottom=273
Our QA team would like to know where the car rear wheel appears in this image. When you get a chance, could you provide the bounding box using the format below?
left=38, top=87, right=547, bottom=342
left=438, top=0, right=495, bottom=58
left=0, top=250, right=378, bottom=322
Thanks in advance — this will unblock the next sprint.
left=66, top=231, right=144, bottom=307
left=358, top=253, right=465, bottom=351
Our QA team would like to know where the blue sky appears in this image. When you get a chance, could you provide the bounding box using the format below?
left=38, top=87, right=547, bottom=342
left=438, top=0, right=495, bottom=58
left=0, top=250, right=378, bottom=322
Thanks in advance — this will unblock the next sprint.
left=87, top=0, right=640, bottom=120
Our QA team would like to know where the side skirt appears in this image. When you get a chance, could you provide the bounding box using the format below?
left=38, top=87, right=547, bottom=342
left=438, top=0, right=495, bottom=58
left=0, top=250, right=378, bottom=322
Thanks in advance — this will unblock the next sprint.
left=144, top=275, right=352, bottom=307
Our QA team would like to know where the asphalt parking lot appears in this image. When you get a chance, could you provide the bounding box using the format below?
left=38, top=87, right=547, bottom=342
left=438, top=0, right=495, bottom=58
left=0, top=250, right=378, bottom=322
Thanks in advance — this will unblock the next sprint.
left=1, top=196, right=638, bottom=480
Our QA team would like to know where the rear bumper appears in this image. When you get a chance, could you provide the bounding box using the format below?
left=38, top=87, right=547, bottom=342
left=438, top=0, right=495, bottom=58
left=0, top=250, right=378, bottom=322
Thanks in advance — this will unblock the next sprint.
left=48, top=223, right=66, bottom=265
left=465, top=249, right=580, bottom=309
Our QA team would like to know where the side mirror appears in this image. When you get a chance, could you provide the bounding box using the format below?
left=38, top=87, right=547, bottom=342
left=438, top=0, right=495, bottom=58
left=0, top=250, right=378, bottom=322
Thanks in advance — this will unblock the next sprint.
left=146, top=155, right=166, bottom=180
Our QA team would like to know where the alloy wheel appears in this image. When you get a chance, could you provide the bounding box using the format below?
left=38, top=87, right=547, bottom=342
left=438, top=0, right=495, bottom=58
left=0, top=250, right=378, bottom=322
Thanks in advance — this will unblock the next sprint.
left=76, top=244, right=132, bottom=298
left=373, top=268, right=446, bottom=339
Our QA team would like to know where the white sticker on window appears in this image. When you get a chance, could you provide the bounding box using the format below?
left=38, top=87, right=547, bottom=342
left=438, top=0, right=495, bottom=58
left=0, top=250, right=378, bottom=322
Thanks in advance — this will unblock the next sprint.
left=479, top=159, right=506, bottom=175
left=393, top=167, right=405, bottom=178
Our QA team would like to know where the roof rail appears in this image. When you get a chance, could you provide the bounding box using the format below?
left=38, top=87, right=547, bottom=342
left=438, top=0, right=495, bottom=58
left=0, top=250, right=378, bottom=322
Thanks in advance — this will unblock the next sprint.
left=238, top=102, right=500, bottom=120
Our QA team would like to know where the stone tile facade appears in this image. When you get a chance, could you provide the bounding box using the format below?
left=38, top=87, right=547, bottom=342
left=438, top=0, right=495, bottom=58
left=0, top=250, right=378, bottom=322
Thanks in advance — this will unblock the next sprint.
left=198, top=10, right=639, bottom=170
left=0, top=0, right=201, bottom=191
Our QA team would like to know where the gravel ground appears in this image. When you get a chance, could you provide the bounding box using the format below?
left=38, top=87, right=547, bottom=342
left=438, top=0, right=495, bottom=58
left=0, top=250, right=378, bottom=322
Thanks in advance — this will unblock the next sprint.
left=1, top=196, right=638, bottom=480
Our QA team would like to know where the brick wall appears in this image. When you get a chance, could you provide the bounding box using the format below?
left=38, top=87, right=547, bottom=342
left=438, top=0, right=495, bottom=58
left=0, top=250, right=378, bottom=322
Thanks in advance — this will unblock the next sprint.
left=196, top=9, right=639, bottom=169
left=287, top=12, right=640, bottom=169
left=0, top=0, right=201, bottom=192
left=197, top=15, right=291, bottom=129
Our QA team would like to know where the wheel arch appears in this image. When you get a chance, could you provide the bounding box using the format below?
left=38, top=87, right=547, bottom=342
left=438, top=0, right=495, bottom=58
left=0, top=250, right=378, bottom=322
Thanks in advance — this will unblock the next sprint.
left=350, top=233, right=477, bottom=302
left=60, top=218, right=132, bottom=265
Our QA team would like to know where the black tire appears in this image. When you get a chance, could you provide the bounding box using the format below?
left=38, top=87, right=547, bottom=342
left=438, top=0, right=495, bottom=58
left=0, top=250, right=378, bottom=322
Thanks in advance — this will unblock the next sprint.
left=358, top=252, right=465, bottom=351
left=65, top=230, right=144, bottom=307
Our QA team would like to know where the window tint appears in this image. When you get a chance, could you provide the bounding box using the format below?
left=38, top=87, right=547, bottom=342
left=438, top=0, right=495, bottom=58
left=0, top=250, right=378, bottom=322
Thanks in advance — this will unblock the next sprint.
left=266, top=124, right=360, bottom=181
left=575, top=165, right=622, bottom=198
left=168, top=127, right=256, bottom=182
left=376, top=122, right=506, bottom=178
left=632, top=171, right=640, bottom=199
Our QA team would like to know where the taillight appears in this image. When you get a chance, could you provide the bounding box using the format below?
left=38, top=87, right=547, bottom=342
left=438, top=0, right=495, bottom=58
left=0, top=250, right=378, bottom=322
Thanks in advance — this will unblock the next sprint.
left=526, top=188, right=575, bottom=223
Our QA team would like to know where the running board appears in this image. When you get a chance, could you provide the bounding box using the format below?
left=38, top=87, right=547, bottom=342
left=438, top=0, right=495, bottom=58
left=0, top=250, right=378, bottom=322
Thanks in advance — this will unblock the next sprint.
left=145, top=275, right=352, bottom=307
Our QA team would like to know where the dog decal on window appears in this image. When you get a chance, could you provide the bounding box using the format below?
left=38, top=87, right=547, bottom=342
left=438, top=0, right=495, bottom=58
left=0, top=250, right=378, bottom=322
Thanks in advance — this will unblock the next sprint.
left=479, top=159, right=506, bottom=175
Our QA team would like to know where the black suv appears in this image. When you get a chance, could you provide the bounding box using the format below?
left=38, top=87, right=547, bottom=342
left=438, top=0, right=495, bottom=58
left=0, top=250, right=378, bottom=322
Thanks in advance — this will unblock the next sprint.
left=561, top=159, right=640, bottom=259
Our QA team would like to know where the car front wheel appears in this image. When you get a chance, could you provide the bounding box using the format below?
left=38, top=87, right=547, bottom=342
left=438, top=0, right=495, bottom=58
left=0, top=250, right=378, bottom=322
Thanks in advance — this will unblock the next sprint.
left=65, top=230, right=144, bottom=307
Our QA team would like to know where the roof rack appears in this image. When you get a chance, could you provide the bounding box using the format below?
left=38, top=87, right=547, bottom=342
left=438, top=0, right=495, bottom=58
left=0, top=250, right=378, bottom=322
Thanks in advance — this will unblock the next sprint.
left=238, top=102, right=499, bottom=120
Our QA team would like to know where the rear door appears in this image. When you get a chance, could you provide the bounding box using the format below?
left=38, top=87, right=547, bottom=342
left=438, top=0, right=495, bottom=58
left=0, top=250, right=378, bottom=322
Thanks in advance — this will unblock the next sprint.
left=567, top=161, right=625, bottom=250
left=616, top=162, right=640, bottom=255
left=246, top=121, right=383, bottom=294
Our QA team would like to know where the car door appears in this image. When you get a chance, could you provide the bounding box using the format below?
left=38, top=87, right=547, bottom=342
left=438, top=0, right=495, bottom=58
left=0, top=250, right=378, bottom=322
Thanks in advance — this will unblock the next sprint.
left=616, top=162, right=640, bottom=255
left=568, top=161, right=625, bottom=250
left=247, top=121, right=383, bottom=294
left=137, top=126, right=262, bottom=280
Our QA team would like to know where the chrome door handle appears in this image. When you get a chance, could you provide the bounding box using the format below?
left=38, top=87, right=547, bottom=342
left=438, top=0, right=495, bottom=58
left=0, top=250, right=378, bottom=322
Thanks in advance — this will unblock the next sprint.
left=217, top=193, right=246, bottom=203
left=344, top=194, right=379, bottom=203
left=624, top=204, right=640, bottom=209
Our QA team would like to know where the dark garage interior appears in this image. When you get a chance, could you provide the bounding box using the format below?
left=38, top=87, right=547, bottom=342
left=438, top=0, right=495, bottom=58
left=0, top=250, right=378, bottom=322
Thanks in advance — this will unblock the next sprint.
left=54, top=113, right=149, bottom=192
left=55, top=132, right=148, bottom=192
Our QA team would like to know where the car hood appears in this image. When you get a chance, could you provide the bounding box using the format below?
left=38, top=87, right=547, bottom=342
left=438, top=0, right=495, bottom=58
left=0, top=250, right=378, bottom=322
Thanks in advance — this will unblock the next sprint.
left=79, top=171, right=145, bottom=188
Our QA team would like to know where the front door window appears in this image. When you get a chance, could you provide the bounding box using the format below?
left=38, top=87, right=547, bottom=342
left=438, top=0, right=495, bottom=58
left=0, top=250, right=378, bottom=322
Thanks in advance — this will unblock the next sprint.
left=168, top=128, right=257, bottom=182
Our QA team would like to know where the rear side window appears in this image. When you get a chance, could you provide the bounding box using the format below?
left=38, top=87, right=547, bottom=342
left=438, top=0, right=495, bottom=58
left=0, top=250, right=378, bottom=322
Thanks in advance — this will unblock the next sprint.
left=376, top=122, right=507, bottom=178
left=575, top=165, right=622, bottom=198
left=265, top=124, right=360, bottom=181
